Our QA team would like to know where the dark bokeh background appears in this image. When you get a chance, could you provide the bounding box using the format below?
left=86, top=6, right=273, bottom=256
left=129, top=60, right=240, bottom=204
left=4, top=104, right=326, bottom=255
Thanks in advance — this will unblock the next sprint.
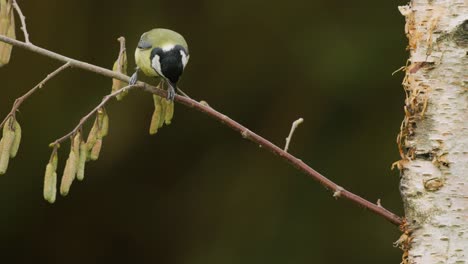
left=0, top=0, right=409, bottom=263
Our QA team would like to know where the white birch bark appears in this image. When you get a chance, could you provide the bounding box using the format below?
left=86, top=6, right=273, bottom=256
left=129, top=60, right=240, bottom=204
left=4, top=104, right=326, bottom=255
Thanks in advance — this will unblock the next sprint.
left=397, top=0, right=467, bottom=263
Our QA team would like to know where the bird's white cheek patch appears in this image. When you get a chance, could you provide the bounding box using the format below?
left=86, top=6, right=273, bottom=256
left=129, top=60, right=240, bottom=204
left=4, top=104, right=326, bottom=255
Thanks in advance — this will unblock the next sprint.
left=180, top=51, right=189, bottom=69
left=151, top=54, right=163, bottom=76
left=162, top=44, right=175, bottom=52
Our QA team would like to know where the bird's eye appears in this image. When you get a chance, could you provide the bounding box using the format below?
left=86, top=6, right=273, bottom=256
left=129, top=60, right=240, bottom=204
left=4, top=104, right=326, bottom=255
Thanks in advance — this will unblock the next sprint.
left=138, top=39, right=152, bottom=50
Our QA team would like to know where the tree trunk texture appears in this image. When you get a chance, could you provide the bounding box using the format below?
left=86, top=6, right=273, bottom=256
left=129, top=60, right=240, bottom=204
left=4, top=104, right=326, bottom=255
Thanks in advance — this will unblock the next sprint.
left=397, top=0, right=467, bottom=263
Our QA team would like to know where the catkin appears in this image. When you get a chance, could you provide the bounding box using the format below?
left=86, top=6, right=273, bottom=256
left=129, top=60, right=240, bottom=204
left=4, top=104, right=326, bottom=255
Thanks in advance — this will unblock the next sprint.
left=86, top=118, right=99, bottom=153
left=111, top=40, right=128, bottom=101
left=149, top=95, right=162, bottom=135
left=73, top=132, right=81, bottom=167
left=0, top=139, right=3, bottom=173
left=0, top=0, right=15, bottom=66
left=158, top=97, right=167, bottom=128
left=43, top=163, right=57, bottom=203
left=76, top=141, right=86, bottom=181
left=60, top=151, right=77, bottom=196
left=0, top=130, right=14, bottom=174
left=60, top=158, right=71, bottom=196
left=99, top=112, right=109, bottom=138
left=51, top=151, right=58, bottom=171
left=9, top=120, right=21, bottom=158
left=90, top=138, right=102, bottom=161
left=149, top=111, right=160, bottom=135
left=86, top=111, right=107, bottom=160
left=68, top=151, right=77, bottom=181
left=164, top=100, right=174, bottom=125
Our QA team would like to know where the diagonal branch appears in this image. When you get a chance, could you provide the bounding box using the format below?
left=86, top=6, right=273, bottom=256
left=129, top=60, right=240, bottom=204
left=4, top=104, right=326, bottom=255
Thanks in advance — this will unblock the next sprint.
left=0, top=34, right=403, bottom=226
left=0, top=62, right=71, bottom=129
left=173, top=93, right=403, bottom=226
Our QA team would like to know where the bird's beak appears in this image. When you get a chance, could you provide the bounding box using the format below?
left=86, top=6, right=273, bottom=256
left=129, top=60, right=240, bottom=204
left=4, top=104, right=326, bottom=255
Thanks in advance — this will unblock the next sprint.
left=137, top=39, right=152, bottom=50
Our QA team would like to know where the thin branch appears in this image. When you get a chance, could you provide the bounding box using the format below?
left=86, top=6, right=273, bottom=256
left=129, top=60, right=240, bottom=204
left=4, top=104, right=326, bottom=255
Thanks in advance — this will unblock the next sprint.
left=0, top=34, right=403, bottom=226
left=284, top=117, right=304, bottom=152
left=12, top=0, right=30, bottom=44
left=0, top=62, right=71, bottom=129
left=0, top=35, right=128, bottom=81
left=51, top=85, right=137, bottom=146
left=176, top=87, right=191, bottom=99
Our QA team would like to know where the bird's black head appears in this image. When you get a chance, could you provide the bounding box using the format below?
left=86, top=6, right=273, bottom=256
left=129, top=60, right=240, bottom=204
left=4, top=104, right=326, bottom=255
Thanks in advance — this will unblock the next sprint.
left=150, top=45, right=189, bottom=86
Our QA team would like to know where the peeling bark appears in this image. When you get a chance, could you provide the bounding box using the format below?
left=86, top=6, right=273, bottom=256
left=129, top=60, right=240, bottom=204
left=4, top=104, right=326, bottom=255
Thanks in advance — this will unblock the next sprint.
left=397, top=0, right=467, bottom=263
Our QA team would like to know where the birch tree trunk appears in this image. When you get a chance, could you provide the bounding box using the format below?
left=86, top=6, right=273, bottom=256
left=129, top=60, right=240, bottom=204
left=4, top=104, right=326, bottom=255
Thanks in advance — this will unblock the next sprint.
left=397, top=0, right=467, bottom=263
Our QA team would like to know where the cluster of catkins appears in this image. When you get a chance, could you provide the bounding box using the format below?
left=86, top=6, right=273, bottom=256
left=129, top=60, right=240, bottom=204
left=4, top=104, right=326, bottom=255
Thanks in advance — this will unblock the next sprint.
left=0, top=117, right=21, bottom=175
left=43, top=108, right=109, bottom=203
left=150, top=94, right=174, bottom=134
left=0, top=0, right=15, bottom=66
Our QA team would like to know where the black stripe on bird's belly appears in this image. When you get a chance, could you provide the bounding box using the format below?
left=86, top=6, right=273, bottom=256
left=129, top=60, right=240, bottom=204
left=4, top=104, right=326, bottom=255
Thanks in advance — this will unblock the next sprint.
left=156, top=45, right=185, bottom=84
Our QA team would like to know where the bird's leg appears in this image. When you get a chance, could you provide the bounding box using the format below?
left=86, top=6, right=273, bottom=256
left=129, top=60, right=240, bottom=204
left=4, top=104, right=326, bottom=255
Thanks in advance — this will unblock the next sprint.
left=129, top=67, right=140, bottom=85
left=166, top=80, right=176, bottom=101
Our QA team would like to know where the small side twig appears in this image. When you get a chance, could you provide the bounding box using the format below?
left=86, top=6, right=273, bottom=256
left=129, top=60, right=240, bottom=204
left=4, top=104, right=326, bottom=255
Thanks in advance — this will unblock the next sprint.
left=51, top=85, right=137, bottom=146
left=333, top=186, right=344, bottom=199
left=12, top=0, right=30, bottom=44
left=176, top=87, right=191, bottom=99
left=0, top=62, right=70, bottom=129
left=284, top=118, right=304, bottom=152
left=116, top=36, right=125, bottom=70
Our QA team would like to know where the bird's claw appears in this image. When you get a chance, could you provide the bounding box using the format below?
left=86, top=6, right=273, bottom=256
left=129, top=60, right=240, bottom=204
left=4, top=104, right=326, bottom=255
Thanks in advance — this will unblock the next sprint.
left=167, top=86, right=176, bottom=101
left=129, top=72, right=138, bottom=85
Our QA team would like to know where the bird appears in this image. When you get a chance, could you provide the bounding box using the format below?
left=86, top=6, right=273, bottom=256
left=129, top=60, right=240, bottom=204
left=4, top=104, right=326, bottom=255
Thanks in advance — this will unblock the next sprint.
left=129, top=28, right=189, bottom=101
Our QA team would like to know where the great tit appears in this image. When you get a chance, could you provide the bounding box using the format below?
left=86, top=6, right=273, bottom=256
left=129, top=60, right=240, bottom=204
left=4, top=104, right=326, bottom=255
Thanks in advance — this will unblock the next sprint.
left=129, top=28, right=189, bottom=101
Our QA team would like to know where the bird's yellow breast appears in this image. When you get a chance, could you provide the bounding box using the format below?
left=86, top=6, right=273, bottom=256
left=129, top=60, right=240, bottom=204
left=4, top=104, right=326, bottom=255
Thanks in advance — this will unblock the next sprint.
left=135, top=48, right=159, bottom=77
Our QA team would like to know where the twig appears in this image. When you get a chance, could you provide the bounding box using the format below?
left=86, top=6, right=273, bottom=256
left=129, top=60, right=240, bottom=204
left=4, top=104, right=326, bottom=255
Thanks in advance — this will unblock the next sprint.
left=0, top=62, right=71, bottom=129
left=12, top=0, right=30, bottom=44
left=333, top=186, right=344, bottom=199
left=0, top=34, right=403, bottom=226
left=51, top=85, right=136, bottom=146
left=177, top=87, right=191, bottom=99
left=284, top=117, right=304, bottom=152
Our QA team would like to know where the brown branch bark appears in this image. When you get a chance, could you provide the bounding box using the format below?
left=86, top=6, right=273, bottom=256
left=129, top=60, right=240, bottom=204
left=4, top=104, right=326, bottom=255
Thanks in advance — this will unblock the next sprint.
left=0, top=34, right=402, bottom=226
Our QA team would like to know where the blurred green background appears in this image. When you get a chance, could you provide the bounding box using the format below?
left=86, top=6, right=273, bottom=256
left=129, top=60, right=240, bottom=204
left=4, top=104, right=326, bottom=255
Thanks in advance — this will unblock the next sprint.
left=0, top=0, right=408, bottom=263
